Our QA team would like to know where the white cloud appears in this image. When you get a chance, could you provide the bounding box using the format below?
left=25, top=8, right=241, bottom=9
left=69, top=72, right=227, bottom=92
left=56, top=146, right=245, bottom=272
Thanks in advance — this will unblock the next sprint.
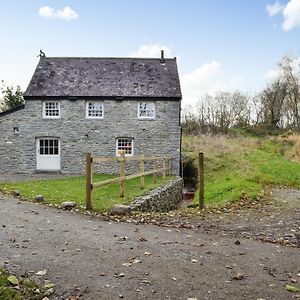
left=266, top=0, right=300, bottom=31
left=181, top=61, right=243, bottom=107
left=129, top=44, right=174, bottom=58
left=38, top=6, right=79, bottom=21
left=263, top=56, right=300, bottom=81
left=263, top=68, right=281, bottom=81
left=266, top=1, right=284, bottom=16
left=282, top=0, right=300, bottom=30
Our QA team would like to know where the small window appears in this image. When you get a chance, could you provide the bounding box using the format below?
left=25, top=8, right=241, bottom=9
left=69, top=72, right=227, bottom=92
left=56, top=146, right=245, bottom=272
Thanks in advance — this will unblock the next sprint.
left=43, top=101, right=60, bottom=118
left=86, top=101, right=104, bottom=118
left=138, top=102, right=155, bottom=119
left=116, top=138, right=133, bottom=156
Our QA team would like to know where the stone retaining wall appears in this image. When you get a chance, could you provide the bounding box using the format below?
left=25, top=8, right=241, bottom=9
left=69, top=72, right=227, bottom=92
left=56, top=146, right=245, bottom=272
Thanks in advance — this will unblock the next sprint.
left=130, top=176, right=183, bottom=212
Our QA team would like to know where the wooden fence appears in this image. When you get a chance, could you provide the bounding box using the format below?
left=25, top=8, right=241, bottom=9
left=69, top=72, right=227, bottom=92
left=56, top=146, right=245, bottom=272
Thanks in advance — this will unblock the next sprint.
left=85, top=151, right=173, bottom=210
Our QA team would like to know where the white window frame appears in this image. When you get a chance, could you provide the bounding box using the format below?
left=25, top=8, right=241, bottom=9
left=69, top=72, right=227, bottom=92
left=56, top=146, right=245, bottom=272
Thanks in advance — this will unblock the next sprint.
left=86, top=101, right=104, bottom=119
left=116, top=138, right=134, bottom=156
left=138, top=101, right=155, bottom=119
left=43, top=101, right=60, bottom=119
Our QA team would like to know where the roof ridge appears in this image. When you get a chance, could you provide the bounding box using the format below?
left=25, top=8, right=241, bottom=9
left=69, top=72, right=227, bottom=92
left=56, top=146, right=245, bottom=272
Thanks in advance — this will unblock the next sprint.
left=41, top=57, right=177, bottom=60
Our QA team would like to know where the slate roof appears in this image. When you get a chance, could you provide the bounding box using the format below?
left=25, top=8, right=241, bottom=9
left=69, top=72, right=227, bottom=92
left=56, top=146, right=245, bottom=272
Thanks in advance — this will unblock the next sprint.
left=24, top=57, right=181, bottom=99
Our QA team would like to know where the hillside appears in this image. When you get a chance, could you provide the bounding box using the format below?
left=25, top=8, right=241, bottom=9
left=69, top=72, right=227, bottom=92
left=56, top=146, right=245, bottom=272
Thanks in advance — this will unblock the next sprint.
left=182, top=133, right=300, bottom=206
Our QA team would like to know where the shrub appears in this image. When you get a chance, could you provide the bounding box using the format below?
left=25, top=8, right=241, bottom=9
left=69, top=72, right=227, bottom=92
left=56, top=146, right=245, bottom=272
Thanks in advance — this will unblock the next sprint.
left=182, top=154, right=198, bottom=190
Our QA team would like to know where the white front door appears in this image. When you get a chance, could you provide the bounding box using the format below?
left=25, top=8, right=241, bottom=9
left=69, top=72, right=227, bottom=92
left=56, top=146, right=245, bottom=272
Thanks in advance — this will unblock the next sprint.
left=36, top=138, right=60, bottom=171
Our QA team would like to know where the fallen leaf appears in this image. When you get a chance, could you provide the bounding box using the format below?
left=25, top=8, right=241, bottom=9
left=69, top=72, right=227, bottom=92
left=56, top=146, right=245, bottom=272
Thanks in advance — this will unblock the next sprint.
left=232, top=273, right=245, bottom=280
left=285, top=284, right=299, bottom=293
left=144, top=252, right=151, bottom=256
left=122, top=262, right=132, bottom=267
left=191, top=259, right=198, bottom=263
left=7, top=275, right=19, bottom=285
left=44, top=283, right=55, bottom=289
left=36, top=270, right=47, bottom=276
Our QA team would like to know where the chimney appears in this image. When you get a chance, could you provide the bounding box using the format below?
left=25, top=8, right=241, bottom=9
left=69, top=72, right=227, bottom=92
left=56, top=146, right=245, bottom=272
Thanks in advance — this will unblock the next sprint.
left=160, top=50, right=165, bottom=64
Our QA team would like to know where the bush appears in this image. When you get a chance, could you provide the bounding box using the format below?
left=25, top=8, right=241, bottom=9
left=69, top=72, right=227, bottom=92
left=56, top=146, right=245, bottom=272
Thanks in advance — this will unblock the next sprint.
left=182, top=154, right=198, bottom=190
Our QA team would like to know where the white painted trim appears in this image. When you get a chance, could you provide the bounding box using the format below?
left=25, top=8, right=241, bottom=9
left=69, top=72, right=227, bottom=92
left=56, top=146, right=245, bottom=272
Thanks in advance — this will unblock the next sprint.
left=42, top=101, right=61, bottom=119
left=115, top=138, right=134, bottom=157
left=36, top=137, right=61, bottom=171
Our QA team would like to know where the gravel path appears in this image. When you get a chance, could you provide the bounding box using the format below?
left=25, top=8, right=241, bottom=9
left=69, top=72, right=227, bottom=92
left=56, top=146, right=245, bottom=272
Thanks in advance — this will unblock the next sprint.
left=1, top=194, right=299, bottom=300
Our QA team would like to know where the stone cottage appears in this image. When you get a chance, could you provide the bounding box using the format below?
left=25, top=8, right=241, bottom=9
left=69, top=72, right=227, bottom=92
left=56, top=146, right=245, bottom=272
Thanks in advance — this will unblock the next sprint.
left=0, top=53, right=182, bottom=174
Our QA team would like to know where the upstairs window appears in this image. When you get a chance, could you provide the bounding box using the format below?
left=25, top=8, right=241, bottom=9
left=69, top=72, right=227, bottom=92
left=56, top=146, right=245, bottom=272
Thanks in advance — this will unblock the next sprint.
left=138, top=102, right=155, bottom=119
left=116, top=138, right=133, bottom=156
left=43, top=101, right=60, bottom=118
left=86, top=101, right=104, bottom=118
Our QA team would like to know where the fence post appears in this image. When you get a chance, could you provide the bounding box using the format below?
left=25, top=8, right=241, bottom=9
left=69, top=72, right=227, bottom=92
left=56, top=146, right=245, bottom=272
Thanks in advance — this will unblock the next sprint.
left=170, top=158, right=173, bottom=175
left=86, top=153, right=93, bottom=210
left=119, top=150, right=126, bottom=198
left=162, top=157, right=166, bottom=179
left=153, top=158, right=157, bottom=183
left=140, top=154, right=145, bottom=189
left=198, top=152, right=204, bottom=209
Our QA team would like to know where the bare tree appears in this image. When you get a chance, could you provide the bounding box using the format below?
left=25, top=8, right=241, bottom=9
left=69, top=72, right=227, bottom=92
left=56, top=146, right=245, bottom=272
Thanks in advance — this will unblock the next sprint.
left=279, top=55, right=300, bottom=130
left=260, top=79, right=287, bottom=129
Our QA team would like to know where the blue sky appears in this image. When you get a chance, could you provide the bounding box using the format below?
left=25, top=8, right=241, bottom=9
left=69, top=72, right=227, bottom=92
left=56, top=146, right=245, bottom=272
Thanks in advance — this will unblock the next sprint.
left=1, top=0, right=300, bottom=106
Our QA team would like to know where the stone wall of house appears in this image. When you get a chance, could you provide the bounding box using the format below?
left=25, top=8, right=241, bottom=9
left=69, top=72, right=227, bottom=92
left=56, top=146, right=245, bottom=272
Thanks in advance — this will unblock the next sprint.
left=0, top=99, right=181, bottom=175
left=130, top=176, right=183, bottom=212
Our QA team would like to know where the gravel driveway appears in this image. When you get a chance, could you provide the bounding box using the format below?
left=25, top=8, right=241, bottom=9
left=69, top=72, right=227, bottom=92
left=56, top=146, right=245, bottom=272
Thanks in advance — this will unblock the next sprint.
left=0, top=194, right=299, bottom=300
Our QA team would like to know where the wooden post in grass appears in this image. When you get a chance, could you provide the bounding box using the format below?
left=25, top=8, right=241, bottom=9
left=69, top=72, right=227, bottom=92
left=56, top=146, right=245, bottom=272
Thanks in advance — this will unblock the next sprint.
left=198, top=152, right=204, bottom=209
left=162, top=157, right=166, bottom=179
left=153, top=158, right=157, bottom=183
left=140, top=154, right=145, bottom=189
left=167, top=158, right=171, bottom=176
left=86, top=153, right=93, bottom=210
left=119, top=150, right=126, bottom=198
left=170, top=158, right=173, bottom=175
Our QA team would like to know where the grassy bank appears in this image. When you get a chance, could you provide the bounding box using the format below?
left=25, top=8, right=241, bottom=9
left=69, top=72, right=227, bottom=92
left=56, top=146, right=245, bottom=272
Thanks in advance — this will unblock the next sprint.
left=0, top=174, right=173, bottom=212
left=183, top=134, right=300, bottom=206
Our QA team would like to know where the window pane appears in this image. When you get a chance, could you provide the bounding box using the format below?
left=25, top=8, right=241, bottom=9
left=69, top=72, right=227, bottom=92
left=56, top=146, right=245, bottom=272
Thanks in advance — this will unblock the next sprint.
left=87, top=101, right=103, bottom=118
left=117, top=138, right=133, bottom=155
left=54, top=146, right=58, bottom=155
left=139, top=102, right=155, bottom=118
left=44, top=102, right=60, bottom=117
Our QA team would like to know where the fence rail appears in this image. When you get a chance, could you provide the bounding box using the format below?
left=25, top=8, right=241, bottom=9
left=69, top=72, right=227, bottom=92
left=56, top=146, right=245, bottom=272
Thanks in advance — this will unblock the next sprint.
left=85, top=151, right=173, bottom=210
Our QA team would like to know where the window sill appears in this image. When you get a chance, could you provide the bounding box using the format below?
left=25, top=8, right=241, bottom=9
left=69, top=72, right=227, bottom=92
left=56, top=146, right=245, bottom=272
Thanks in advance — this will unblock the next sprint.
left=42, top=117, right=61, bottom=119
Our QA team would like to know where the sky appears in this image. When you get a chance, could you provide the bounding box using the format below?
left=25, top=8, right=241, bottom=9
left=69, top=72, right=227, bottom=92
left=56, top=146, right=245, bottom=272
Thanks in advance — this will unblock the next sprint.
left=1, top=0, right=300, bottom=107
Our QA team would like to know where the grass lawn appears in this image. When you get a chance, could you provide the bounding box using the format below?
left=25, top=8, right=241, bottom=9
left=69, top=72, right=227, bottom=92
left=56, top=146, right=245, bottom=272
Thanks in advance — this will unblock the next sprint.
left=0, top=174, right=173, bottom=212
left=183, top=134, right=300, bottom=207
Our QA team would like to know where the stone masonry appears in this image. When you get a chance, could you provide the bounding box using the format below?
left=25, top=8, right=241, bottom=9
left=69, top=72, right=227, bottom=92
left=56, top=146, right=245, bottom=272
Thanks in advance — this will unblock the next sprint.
left=130, top=176, right=183, bottom=212
left=0, top=99, right=181, bottom=175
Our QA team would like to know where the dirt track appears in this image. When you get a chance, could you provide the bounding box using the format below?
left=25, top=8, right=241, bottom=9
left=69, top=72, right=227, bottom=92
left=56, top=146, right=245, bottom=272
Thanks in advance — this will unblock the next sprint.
left=0, top=192, right=299, bottom=300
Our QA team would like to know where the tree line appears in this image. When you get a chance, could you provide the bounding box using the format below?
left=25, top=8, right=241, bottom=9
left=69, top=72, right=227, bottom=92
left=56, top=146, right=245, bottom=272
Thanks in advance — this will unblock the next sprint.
left=183, top=55, right=300, bottom=134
